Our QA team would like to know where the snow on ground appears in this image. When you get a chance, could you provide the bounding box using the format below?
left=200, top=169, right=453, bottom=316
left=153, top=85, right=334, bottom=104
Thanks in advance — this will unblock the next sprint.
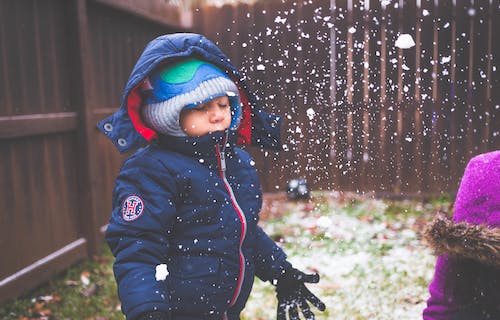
left=241, top=193, right=441, bottom=320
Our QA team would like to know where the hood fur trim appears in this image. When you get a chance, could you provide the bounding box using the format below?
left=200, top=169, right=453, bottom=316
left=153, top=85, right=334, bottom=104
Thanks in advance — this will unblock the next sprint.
left=423, top=215, right=500, bottom=267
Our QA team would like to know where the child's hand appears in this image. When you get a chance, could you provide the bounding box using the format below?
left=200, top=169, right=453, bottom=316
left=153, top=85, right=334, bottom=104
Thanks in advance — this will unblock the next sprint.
left=274, top=267, right=326, bottom=320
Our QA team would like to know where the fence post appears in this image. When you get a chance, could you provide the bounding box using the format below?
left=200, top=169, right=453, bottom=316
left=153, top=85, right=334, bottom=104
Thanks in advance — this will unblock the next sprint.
left=70, top=0, right=101, bottom=256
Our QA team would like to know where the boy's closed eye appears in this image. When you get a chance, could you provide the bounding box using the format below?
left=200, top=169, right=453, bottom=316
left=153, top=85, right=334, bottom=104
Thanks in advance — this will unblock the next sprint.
left=193, top=104, right=208, bottom=111
left=193, top=102, right=229, bottom=112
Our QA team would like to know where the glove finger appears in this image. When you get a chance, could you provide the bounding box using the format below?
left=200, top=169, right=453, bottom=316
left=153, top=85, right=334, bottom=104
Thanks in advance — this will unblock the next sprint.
left=298, top=298, right=315, bottom=320
left=302, top=272, right=320, bottom=283
left=303, top=287, right=326, bottom=311
left=277, top=303, right=287, bottom=320
left=288, top=304, right=300, bottom=320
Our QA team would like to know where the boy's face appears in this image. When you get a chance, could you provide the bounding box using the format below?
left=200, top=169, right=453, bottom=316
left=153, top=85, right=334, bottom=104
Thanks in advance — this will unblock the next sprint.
left=180, top=95, right=232, bottom=137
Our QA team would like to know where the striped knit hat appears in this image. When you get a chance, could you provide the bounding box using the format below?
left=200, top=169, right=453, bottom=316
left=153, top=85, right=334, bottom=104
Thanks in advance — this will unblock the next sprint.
left=140, top=58, right=241, bottom=137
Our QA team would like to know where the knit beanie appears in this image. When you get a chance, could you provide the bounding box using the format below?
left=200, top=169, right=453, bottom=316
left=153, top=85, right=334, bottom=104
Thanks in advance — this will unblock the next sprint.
left=140, top=58, right=241, bottom=137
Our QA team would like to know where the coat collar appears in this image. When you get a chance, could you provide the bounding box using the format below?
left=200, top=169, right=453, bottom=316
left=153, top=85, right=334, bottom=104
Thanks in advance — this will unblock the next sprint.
left=156, top=130, right=236, bottom=158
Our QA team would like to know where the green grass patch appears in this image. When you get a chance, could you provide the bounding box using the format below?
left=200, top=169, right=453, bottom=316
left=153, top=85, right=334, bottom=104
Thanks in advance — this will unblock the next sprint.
left=0, top=193, right=452, bottom=320
left=0, top=244, right=122, bottom=320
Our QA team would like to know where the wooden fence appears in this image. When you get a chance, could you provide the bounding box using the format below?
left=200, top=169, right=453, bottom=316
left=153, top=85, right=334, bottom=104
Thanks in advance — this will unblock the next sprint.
left=194, top=0, right=499, bottom=195
left=0, top=0, right=187, bottom=303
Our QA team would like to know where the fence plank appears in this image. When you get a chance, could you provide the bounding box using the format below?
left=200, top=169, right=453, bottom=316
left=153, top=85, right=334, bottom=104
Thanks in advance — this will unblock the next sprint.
left=331, top=0, right=349, bottom=190
left=72, top=0, right=102, bottom=256
left=364, top=0, right=383, bottom=192
left=0, top=112, right=78, bottom=138
left=490, top=1, right=500, bottom=150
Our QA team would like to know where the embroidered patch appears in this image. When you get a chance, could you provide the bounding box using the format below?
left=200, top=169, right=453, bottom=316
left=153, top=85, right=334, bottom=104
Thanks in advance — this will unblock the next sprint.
left=121, top=195, right=144, bottom=221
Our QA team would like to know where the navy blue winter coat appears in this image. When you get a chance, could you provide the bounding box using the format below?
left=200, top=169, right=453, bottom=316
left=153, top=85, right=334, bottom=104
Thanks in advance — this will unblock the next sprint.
left=98, top=33, right=291, bottom=320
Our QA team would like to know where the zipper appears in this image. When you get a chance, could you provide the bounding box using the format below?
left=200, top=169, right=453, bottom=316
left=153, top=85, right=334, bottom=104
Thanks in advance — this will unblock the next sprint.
left=215, top=139, right=247, bottom=315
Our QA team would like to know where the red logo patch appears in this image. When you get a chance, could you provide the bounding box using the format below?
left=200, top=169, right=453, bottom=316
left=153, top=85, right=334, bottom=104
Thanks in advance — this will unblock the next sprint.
left=121, top=195, right=144, bottom=221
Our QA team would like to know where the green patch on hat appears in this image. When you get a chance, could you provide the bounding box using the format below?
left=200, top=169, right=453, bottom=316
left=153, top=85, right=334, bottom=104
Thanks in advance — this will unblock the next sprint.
left=160, top=58, right=207, bottom=84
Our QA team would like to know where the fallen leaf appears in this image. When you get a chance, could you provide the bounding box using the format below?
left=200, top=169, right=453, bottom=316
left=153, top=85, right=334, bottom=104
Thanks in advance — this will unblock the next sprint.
left=33, top=302, right=45, bottom=311
left=66, top=280, right=79, bottom=286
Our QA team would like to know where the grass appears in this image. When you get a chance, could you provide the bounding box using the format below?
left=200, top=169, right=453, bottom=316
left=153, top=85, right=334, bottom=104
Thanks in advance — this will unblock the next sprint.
left=241, top=192, right=452, bottom=320
left=0, top=245, right=122, bottom=320
left=0, top=192, right=452, bottom=320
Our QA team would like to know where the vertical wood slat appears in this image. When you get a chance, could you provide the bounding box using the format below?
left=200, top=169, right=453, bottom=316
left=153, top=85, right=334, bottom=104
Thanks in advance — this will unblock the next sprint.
left=331, top=0, right=349, bottom=190
left=470, top=1, right=490, bottom=155
left=359, top=0, right=370, bottom=191
left=437, top=0, right=454, bottom=192
left=448, top=0, right=460, bottom=191
left=412, top=0, right=424, bottom=192
left=364, top=0, right=382, bottom=192
left=248, top=1, right=271, bottom=189
left=347, top=0, right=365, bottom=192
left=72, top=0, right=101, bottom=255
left=329, top=0, right=340, bottom=189
left=261, top=1, right=286, bottom=191
left=297, top=0, right=328, bottom=189
left=482, top=0, right=493, bottom=152
left=429, top=0, right=443, bottom=193
left=377, top=0, right=390, bottom=192
left=490, top=0, right=500, bottom=150
left=454, top=0, right=473, bottom=184
left=382, top=1, right=399, bottom=192
left=344, top=0, right=355, bottom=191
left=0, top=0, right=13, bottom=114
left=399, top=0, right=416, bottom=193
left=393, top=0, right=404, bottom=194
left=313, top=0, right=334, bottom=190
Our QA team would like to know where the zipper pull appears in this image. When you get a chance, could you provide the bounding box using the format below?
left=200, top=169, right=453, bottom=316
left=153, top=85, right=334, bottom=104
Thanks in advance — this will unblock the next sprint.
left=220, top=149, right=226, bottom=172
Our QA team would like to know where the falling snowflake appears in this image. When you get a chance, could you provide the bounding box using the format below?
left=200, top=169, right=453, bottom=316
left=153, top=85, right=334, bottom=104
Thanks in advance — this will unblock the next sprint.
left=155, top=264, right=169, bottom=281
left=274, top=16, right=287, bottom=24
left=395, top=34, right=416, bottom=49
left=441, top=56, right=451, bottom=64
left=306, top=108, right=316, bottom=120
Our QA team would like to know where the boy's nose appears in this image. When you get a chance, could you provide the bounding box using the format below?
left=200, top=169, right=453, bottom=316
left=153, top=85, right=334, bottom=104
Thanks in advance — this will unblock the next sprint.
left=209, top=107, right=225, bottom=122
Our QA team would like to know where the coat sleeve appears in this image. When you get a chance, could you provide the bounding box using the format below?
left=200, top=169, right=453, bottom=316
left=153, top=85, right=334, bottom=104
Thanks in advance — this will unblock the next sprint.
left=252, top=226, right=292, bottom=282
left=423, top=255, right=459, bottom=320
left=105, top=153, right=177, bottom=320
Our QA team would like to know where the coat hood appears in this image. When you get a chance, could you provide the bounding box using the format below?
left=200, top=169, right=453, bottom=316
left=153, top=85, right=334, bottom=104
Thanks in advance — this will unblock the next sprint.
left=97, top=33, right=282, bottom=153
left=423, top=215, right=500, bottom=267
left=423, top=151, right=500, bottom=267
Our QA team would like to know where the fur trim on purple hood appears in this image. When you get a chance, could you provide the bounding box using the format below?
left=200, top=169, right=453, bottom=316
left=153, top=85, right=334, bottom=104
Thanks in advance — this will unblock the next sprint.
left=424, top=214, right=500, bottom=267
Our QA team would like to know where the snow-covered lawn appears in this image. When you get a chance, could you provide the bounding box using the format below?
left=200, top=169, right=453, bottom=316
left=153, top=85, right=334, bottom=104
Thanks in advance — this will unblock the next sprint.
left=242, top=192, right=448, bottom=320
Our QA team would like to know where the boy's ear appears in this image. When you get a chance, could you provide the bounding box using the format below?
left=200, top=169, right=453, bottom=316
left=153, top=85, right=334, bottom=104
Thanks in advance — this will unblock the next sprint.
left=127, top=83, right=158, bottom=142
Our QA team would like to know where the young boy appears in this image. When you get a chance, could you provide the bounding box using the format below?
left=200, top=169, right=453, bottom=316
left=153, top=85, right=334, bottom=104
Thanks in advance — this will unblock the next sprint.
left=98, top=33, right=325, bottom=320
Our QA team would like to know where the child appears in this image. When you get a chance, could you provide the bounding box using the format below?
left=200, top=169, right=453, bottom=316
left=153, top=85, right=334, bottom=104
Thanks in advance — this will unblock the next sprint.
left=423, top=150, right=500, bottom=319
left=98, top=33, right=325, bottom=320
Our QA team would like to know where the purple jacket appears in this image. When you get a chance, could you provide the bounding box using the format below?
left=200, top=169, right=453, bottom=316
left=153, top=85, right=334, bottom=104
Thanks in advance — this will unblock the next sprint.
left=423, top=150, right=500, bottom=319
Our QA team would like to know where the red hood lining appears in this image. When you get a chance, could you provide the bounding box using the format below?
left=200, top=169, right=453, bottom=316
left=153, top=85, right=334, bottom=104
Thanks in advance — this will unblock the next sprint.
left=127, top=78, right=253, bottom=145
